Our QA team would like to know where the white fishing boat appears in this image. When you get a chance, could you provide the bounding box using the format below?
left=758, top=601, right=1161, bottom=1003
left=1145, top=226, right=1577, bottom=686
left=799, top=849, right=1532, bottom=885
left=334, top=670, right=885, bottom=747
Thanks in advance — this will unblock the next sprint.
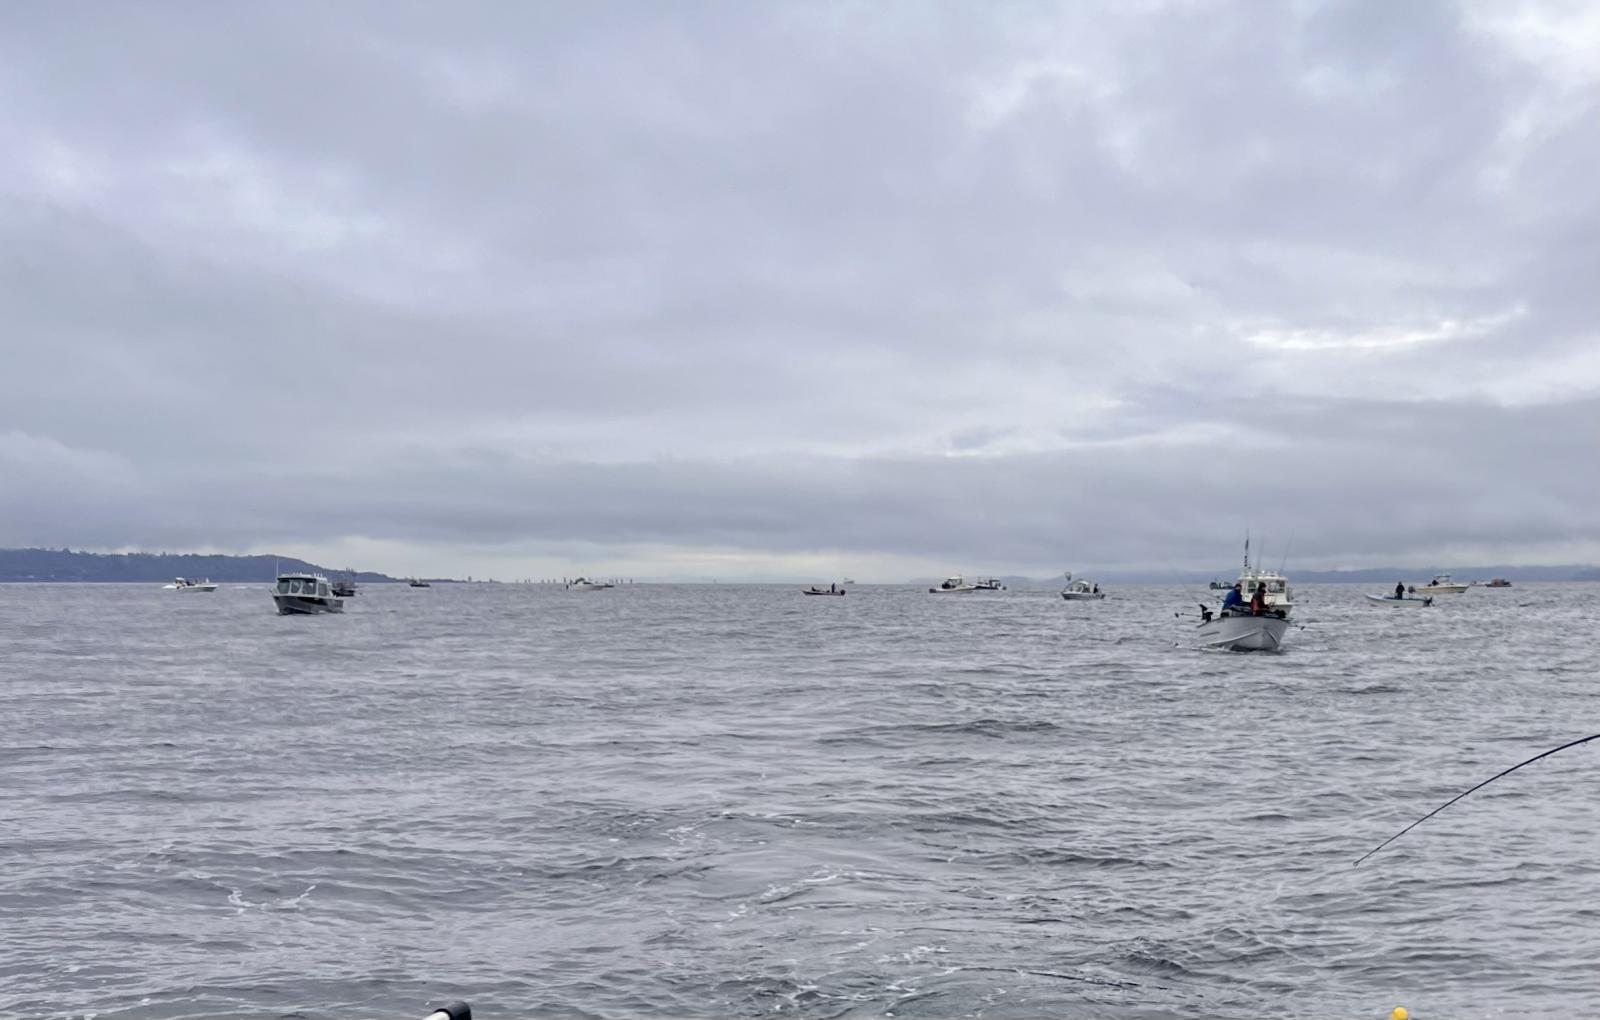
left=1193, top=608, right=1292, bottom=651
left=1189, top=538, right=1294, bottom=651
left=974, top=577, right=1006, bottom=590
left=1365, top=593, right=1434, bottom=607
left=1059, top=573, right=1105, bottom=600
left=272, top=572, right=344, bottom=615
left=568, top=577, right=614, bottom=591
left=1415, top=574, right=1469, bottom=594
left=163, top=577, right=217, bottom=592
left=929, top=576, right=978, bottom=594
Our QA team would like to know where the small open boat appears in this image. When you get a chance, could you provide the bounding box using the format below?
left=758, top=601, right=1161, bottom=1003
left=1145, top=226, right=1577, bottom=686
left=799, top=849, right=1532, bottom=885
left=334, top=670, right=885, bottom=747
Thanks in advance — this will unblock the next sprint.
left=802, top=586, right=845, bottom=596
left=1365, top=593, right=1434, bottom=607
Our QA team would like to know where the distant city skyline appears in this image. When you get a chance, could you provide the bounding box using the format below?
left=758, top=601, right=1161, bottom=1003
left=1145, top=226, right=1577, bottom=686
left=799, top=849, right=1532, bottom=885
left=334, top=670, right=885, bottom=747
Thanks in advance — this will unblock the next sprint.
left=3, top=3, right=1597, bottom=581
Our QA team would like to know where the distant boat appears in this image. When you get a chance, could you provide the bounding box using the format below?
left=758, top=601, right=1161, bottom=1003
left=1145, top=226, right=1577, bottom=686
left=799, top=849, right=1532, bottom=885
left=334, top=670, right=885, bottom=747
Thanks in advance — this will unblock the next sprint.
left=842, top=577, right=856, bottom=585
left=973, top=577, right=1006, bottom=590
left=803, top=585, right=845, bottom=596
left=1415, top=574, right=1468, bottom=594
left=1482, top=577, right=1512, bottom=588
left=163, top=577, right=217, bottom=592
left=929, top=576, right=978, bottom=594
left=272, top=572, right=344, bottom=615
left=568, top=577, right=614, bottom=591
left=1208, top=579, right=1230, bottom=590
left=1365, top=593, right=1434, bottom=607
left=331, top=579, right=358, bottom=597
left=1060, top=576, right=1105, bottom=601
left=409, top=578, right=431, bottom=588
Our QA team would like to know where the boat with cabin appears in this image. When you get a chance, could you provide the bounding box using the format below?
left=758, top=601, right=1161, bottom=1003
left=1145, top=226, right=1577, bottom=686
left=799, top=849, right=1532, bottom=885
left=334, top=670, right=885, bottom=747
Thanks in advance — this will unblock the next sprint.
left=272, top=572, right=344, bottom=615
left=1481, top=577, right=1512, bottom=588
left=1415, top=574, right=1468, bottom=594
left=1060, top=572, right=1105, bottom=600
left=974, top=577, right=1006, bottom=590
left=163, top=577, right=217, bottom=592
left=929, top=576, right=978, bottom=594
left=1190, top=540, right=1294, bottom=651
left=568, top=577, right=614, bottom=591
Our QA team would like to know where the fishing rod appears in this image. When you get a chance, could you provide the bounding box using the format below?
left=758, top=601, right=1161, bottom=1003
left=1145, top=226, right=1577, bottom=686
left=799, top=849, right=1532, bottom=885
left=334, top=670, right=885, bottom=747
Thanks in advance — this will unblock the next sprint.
left=1355, top=731, right=1600, bottom=866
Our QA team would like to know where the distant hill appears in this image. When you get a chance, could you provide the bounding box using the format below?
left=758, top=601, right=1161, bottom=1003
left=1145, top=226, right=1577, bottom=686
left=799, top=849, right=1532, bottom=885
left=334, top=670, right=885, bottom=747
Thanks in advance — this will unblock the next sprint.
left=0, top=548, right=397, bottom=583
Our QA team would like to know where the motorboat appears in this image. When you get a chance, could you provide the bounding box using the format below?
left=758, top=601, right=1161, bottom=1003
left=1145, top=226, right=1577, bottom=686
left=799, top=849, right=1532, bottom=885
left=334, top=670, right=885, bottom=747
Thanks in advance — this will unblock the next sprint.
left=1060, top=575, right=1105, bottom=600
left=803, top=585, right=845, bottom=596
left=974, top=577, right=1006, bottom=590
left=929, top=576, right=978, bottom=594
left=1208, top=579, right=1230, bottom=590
left=1365, top=593, right=1434, bottom=607
left=1193, top=606, right=1291, bottom=651
left=163, top=577, right=217, bottom=592
left=1480, top=577, right=1512, bottom=588
left=272, top=572, right=344, bottom=615
left=1189, top=540, right=1295, bottom=650
left=409, top=578, right=431, bottom=588
left=842, top=577, right=856, bottom=585
left=1415, top=574, right=1469, bottom=594
left=331, top=579, right=358, bottom=597
left=568, top=577, right=614, bottom=591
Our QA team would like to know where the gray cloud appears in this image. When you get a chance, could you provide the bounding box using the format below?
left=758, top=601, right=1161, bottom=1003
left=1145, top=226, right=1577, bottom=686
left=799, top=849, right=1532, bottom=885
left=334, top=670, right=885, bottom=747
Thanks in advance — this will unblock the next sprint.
left=2, top=1, right=1597, bottom=576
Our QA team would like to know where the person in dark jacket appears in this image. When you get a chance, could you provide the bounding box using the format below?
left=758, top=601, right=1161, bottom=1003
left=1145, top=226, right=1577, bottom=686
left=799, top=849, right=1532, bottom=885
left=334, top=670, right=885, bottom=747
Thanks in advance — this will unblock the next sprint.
left=1220, top=582, right=1244, bottom=613
left=1394, top=581, right=1406, bottom=599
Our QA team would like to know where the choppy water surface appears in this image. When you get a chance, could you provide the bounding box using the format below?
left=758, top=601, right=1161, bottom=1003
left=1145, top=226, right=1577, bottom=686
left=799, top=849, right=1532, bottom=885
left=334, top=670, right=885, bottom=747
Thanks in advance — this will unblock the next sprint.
left=4, top=582, right=1599, bottom=1019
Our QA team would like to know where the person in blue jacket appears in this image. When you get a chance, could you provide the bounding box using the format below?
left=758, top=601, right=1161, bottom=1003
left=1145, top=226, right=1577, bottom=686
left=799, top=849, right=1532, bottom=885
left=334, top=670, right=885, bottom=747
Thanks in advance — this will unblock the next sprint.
left=1220, top=582, right=1244, bottom=613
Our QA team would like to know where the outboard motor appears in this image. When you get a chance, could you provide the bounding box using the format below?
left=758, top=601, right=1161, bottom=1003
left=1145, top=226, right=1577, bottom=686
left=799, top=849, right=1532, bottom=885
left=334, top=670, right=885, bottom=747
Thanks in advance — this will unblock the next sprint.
left=1198, top=603, right=1213, bottom=623
left=424, top=1003, right=471, bottom=1020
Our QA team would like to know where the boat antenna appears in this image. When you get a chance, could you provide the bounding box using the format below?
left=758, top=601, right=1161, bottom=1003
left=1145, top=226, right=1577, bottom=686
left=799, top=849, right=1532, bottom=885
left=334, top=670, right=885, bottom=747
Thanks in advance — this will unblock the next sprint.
left=1355, top=731, right=1600, bottom=866
left=1243, top=530, right=1250, bottom=573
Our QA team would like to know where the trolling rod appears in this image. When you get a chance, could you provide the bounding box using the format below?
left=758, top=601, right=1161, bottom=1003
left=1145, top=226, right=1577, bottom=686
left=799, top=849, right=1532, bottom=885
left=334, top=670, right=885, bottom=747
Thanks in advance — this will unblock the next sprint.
left=1355, top=731, right=1600, bottom=866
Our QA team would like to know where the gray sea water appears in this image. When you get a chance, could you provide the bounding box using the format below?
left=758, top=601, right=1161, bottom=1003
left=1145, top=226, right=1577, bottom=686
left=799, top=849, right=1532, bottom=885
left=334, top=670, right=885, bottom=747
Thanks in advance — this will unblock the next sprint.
left=4, top=581, right=1598, bottom=1020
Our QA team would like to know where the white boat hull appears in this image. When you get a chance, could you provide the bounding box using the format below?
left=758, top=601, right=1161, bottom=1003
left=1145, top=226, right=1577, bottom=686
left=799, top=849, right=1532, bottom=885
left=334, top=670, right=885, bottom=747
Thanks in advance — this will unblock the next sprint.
left=1365, top=594, right=1434, bottom=607
left=570, top=583, right=613, bottom=591
left=1416, top=584, right=1468, bottom=595
left=1194, top=613, right=1291, bottom=651
left=1060, top=591, right=1106, bottom=601
left=273, top=594, right=344, bottom=615
left=929, top=585, right=978, bottom=594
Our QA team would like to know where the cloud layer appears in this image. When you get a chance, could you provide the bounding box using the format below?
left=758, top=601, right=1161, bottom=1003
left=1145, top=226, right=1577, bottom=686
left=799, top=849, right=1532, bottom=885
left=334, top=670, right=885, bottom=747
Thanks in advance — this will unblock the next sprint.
left=3, top=1, right=1597, bottom=577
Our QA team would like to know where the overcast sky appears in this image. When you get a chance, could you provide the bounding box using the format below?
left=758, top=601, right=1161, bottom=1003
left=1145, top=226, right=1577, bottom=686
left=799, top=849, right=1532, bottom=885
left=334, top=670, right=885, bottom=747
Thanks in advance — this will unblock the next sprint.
left=2, top=1, right=1597, bottom=580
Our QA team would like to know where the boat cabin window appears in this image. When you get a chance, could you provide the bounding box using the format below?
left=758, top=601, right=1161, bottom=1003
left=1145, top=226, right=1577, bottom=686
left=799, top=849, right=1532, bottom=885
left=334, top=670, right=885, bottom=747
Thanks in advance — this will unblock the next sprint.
left=317, top=582, right=329, bottom=597
left=277, top=580, right=290, bottom=594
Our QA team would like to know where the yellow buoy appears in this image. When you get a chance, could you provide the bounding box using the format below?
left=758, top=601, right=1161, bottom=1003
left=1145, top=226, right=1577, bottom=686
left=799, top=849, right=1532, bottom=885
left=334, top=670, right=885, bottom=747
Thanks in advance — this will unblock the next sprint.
left=1390, top=1008, right=1408, bottom=1020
